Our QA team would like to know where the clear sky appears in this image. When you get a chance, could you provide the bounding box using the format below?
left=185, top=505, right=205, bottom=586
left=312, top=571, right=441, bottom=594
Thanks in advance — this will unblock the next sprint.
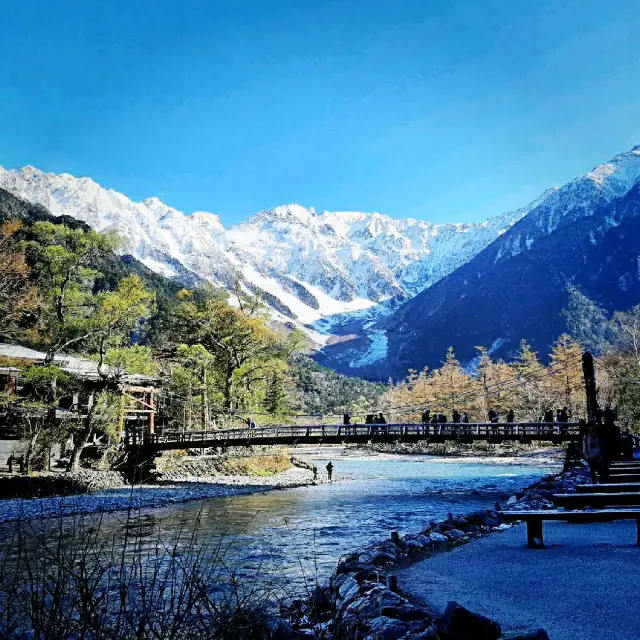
left=1, top=0, right=640, bottom=226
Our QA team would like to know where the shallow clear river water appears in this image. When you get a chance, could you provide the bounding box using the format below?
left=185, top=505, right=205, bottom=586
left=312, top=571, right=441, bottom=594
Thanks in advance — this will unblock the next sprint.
left=114, top=458, right=550, bottom=591
left=1, top=456, right=555, bottom=601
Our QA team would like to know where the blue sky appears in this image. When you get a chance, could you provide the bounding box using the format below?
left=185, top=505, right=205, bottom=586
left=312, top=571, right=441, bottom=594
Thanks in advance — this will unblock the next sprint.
left=1, top=0, right=640, bottom=226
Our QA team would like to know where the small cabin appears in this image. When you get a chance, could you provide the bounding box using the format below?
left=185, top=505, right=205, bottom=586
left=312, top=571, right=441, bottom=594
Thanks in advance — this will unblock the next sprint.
left=0, top=343, right=161, bottom=440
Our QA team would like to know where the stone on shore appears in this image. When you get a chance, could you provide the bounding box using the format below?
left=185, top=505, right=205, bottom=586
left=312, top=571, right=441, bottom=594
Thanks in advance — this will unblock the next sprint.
left=442, top=601, right=502, bottom=640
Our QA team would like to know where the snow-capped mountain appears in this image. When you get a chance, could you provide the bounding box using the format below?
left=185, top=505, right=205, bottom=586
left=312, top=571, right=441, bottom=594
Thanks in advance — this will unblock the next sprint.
left=316, top=145, right=640, bottom=378
left=0, top=164, right=528, bottom=341
left=4, top=144, right=639, bottom=374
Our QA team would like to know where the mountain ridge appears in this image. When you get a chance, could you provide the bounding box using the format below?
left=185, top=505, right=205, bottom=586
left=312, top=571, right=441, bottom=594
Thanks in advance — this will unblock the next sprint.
left=3, top=145, right=640, bottom=379
left=0, top=163, right=530, bottom=342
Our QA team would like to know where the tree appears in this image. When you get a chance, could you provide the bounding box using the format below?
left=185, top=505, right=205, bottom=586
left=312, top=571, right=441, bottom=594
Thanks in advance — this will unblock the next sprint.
left=425, top=348, right=478, bottom=417
left=0, top=220, right=39, bottom=341
left=511, top=340, right=552, bottom=421
left=87, top=275, right=155, bottom=375
left=26, top=221, right=119, bottom=360
left=15, top=365, right=77, bottom=473
left=549, top=334, right=584, bottom=418
left=66, top=278, right=154, bottom=472
left=262, top=366, right=290, bottom=417
left=173, top=286, right=293, bottom=413
left=598, top=305, right=640, bottom=431
left=475, top=347, right=518, bottom=419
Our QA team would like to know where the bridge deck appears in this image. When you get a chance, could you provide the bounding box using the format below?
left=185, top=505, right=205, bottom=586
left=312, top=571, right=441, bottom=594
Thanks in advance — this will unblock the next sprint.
left=125, top=421, right=582, bottom=451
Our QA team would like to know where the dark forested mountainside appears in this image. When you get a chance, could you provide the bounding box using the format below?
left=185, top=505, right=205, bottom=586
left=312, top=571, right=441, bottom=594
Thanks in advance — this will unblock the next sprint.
left=289, top=355, right=385, bottom=415
left=380, top=182, right=640, bottom=377
left=0, top=188, right=186, bottom=302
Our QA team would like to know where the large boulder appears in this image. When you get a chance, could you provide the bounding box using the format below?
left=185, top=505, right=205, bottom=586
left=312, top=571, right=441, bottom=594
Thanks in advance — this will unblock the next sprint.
left=442, top=601, right=501, bottom=640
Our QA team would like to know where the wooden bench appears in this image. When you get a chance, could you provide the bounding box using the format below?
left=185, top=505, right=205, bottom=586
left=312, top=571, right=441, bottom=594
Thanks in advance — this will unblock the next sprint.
left=602, top=474, right=640, bottom=483
left=501, top=509, right=640, bottom=548
left=554, top=492, right=640, bottom=509
left=577, top=483, right=640, bottom=493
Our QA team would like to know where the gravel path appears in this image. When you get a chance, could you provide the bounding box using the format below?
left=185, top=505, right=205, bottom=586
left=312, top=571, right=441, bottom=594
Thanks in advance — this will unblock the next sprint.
left=0, top=467, right=315, bottom=523
left=399, top=519, right=640, bottom=640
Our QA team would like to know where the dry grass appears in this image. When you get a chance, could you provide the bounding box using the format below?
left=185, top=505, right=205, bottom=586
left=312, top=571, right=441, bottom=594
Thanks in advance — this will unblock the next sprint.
left=216, top=454, right=292, bottom=477
left=0, top=507, right=293, bottom=639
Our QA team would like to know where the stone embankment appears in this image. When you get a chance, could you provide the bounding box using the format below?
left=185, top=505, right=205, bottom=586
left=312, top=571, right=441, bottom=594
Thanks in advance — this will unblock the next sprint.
left=285, top=465, right=589, bottom=639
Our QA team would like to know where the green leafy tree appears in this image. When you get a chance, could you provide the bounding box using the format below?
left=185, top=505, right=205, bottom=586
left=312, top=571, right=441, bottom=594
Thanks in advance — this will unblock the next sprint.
left=16, top=365, right=77, bottom=473
left=66, top=277, right=154, bottom=472
left=173, top=286, right=294, bottom=413
left=26, top=221, right=119, bottom=360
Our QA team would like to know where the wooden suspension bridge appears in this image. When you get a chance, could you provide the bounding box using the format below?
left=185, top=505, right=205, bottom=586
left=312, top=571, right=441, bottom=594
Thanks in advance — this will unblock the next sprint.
left=124, top=421, right=584, bottom=452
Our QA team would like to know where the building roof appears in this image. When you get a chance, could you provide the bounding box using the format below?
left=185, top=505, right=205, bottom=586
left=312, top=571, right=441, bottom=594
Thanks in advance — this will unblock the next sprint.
left=0, top=344, right=159, bottom=386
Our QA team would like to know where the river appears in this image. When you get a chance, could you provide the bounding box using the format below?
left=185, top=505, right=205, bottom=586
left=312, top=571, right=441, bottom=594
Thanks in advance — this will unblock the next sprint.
left=0, top=454, right=555, bottom=602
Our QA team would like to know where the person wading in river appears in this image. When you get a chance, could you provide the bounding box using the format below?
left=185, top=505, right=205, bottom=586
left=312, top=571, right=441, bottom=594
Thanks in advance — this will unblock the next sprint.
left=326, top=461, right=334, bottom=481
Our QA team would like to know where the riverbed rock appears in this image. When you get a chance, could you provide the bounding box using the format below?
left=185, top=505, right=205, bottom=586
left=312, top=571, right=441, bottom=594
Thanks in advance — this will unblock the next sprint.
left=338, top=577, right=360, bottom=600
left=371, top=551, right=399, bottom=565
left=442, top=601, right=501, bottom=640
left=506, top=495, right=518, bottom=506
left=445, top=528, right=466, bottom=540
left=429, top=531, right=448, bottom=543
left=483, top=516, right=503, bottom=528
left=366, top=616, right=409, bottom=638
left=462, top=524, right=481, bottom=534
left=336, top=559, right=377, bottom=577
left=405, top=539, right=424, bottom=550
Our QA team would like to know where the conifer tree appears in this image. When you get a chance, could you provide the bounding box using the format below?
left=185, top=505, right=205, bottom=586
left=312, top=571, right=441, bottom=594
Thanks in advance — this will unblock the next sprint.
left=549, top=334, right=584, bottom=418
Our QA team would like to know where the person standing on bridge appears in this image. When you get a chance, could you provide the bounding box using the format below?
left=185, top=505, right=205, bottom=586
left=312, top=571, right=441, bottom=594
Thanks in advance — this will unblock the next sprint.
left=421, top=410, right=430, bottom=424
left=326, top=461, right=334, bottom=481
left=543, top=409, right=554, bottom=423
left=452, top=410, right=461, bottom=424
left=343, top=412, right=351, bottom=426
left=461, top=412, right=469, bottom=423
left=505, top=409, right=515, bottom=423
left=377, top=412, right=387, bottom=424
left=488, top=409, right=499, bottom=424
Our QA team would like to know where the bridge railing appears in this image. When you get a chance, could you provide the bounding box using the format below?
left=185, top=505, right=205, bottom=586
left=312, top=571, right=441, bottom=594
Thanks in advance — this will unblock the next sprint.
left=124, top=421, right=582, bottom=446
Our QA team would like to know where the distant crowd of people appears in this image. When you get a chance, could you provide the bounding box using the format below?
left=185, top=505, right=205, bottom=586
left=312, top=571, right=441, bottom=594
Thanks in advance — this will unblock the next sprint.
left=341, top=408, right=583, bottom=426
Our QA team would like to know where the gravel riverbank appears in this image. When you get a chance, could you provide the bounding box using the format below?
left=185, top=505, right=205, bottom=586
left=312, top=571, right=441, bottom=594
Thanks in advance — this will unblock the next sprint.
left=0, top=466, right=316, bottom=523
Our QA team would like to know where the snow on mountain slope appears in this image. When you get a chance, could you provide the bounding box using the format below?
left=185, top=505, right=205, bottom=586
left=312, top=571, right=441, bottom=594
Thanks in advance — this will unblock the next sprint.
left=3, top=146, right=640, bottom=370
left=0, top=165, right=524, bottom=338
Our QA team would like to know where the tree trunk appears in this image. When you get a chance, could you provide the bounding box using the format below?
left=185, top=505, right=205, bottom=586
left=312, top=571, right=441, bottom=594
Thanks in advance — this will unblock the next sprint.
left=68, top=430, right=92, bottom=473
left=67, top=391, right=96, bottom=473
left=224, top=362, right=234, bottom=413
left=201, top=368, right=208, bottom=429
left=24, top=418, right=42, bottom=474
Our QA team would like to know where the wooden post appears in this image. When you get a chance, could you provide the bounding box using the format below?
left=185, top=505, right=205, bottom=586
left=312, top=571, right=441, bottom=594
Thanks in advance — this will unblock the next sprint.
left=387, top=575, right=399, bottom=593
left=148, top=391, right=155, bottom=435
left=582, top=352, right=599, bottom=423
left=390, top=531, right=400, bottom=545
left=118, top=394, right=125, bottom=442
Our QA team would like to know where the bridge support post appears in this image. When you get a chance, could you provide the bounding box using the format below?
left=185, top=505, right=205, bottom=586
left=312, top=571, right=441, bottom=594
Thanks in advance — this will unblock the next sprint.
left=582, top=352, right=599, bottom=423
